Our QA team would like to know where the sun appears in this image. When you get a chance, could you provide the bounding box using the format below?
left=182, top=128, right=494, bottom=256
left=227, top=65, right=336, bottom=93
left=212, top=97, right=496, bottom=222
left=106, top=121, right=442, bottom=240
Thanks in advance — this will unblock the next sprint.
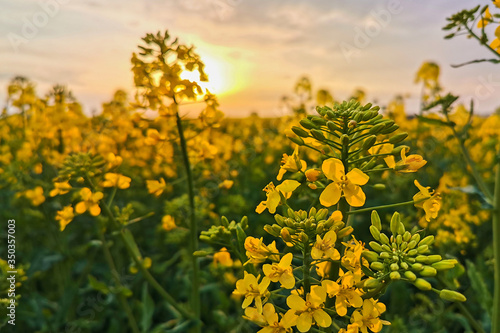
left=180, top=54, right=233, bottom=96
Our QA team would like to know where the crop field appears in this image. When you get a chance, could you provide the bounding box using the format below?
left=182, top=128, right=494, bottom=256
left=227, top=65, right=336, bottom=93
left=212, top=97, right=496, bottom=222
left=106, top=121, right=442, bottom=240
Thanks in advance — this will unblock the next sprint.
left=0, top=1, right=499, bottom=333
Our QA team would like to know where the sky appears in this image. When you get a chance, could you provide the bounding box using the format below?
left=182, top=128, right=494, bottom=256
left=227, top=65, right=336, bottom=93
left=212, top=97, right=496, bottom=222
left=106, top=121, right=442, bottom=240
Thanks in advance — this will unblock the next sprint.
left=0, top=0, right=499, bottom=117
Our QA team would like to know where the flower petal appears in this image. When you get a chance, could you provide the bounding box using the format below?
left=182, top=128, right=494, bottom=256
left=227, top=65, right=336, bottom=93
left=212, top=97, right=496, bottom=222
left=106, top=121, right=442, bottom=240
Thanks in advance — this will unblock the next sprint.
left=322, top=158, right=344, bottom=181
left=320, top=183, right=342, bottom=207
left=346, top=169, right=369, bottom=186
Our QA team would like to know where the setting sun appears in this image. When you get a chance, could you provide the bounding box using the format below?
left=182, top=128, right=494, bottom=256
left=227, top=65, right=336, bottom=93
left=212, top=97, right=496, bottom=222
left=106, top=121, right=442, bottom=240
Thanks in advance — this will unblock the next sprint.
left=180, top=54, right=234, bottom=96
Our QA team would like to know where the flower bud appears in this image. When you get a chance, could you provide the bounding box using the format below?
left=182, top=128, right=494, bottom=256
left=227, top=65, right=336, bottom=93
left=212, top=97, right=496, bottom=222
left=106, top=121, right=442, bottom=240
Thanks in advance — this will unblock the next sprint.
left=400, top=262, right=409, bottom=270
left=221, top=216, right=230, bottom=228
left=341, top=134, right=350, bottom=146
left=403, top=231, right=411, bottom=242
left=407, top=249, right=418, bottom=256
left=407, top=240, right=417, bottom=250
left=371, top=210, right=382, bottom=230
left=310, top=129, right=326, bottom=141
left=396, top=235, right=402, bottom=245
left=411, top=263, right=424, bottom=271
left=348, top=120, right=358, bottom=128
left=417, top=245, right=429, bottom=254
left=369, top=225, right=381, bottom=241
left=439, top=289, right=466, bottom=302
left=380, top=233, right=390, bottom=245
left=362, top=135, right=377, bottom=150
left=364, top=279, right=381, bottom=290
left=380, top=252, right=391, bottom=259
left=390, top=212, right=400, bottom=236
left=299, top=231, right=309, bottom=243
left=337, top=226, right=353, bottom=238
left=370, top=262, right=385, bottom=271
left=362, top=251, right=379, bottom=263
left=272, top=224, right=282, bottom=235
left=315, top=209, right=329, bottom=221
left=416, top=255, right=428, bottom=263
left=373, top=184, right=386, bottom=190
left=410, top=233, right=421, bottom=244
left=390, top=263, right=399, bottom=271
left=327, top=121, right=339, bottom=132
left=432, top=259, right=458, bottom=271
left=280, top=228, right=293, bottom=243
left=289, top=136, right=305, bottom=146
left=292, top=126, right=310, bottom=138
left=264, top=225, right=279, bottom=237
left=316, top=222, right=324, bottom=234
left=414, top=278, right=432, bottom=291
left=404, top=271, right=417, bottom=281
left=419, top=235, right=434, bottom=247
left=425, top=255, right=442, bottom=264
left=299, top=119, right=316, bottom=129
left=389, top=132, right=408, bottom=144
left=420, top=266, right=437, bottom=277
left=369, top=123, right=386, bottom=134
left=275, top=214, right=285, bottom=226
left=390, top=271, right=401, bottom=280
left=369, top=241, right=384, bottom=253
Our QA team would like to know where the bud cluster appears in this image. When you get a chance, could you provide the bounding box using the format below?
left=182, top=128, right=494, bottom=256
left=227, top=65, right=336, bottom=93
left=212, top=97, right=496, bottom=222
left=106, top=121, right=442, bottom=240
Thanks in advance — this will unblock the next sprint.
left=362, top=210, right=466, bottom=302
left=58, top=152, right=106, bottom=181
left=263, top=207, right=352, bottom=249
left=289, top=100, right=410, bottom=170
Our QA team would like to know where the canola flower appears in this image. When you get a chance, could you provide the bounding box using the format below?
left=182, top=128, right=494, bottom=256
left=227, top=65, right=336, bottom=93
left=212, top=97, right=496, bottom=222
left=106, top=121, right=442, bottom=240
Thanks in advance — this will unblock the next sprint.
left=75, top=187, right=103, bottom=216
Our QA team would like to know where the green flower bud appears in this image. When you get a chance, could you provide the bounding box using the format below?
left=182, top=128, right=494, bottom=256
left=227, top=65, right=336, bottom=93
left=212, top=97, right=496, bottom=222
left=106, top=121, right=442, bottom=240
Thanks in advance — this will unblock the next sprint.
left=380, top=233, right=390, bottom=245
left=327, top=121, right=339, bottom=132
left=364, top=278, right=381, bottom=289
left=316, top=209, right=329, bottom=221
left=411, top=263, right=424, bottom=271
left=400, top=262, right=409, bottom=270
left=432, top=259, right=457, bottom=271
left=221, top=216, right=230, bottom=228
left=381, top=244, right=392, bottom=252
left=369, top=123, right=386, bottom=134
left=341, top=134, right=350, bottom=146
left=400, top=242, right=408, bottom=251
left=389, top=132, right=408, bottom=144
left=292, top=126, right=309, bottom=138
left=371, top=210, right=382, bottom=230
left=426, top=255, right=442, bottom=264
left=407, top=240, right=417, bottom=250
left=390, top=263, right=399, bottom=271
left=275, top=214, right=285, bottom=226
left=390, top=271, right=401, bottom=280
left=419, top=235, right=435, bottom=247
left=308, top=207, right=317, bottom=218
left=299, top=119, right=316, bottom=129
left=420, top=266, right=437, bottom=277
left=241, top=216, right=248, bottom=229
left=380, top=252, right=391, bottom=259
left=299, top=232, right=309, bottom=243
left=362, top=135, right=377, bottom=150
left=390, top=212, right=400, bottom=236
left=289, top=136, right=305, bottom=146
left=396, top=235, right=402, bottom=245
left=264, top=225, right=279, bottom=237
left=311, top=117, right=327, bottom=126
left=417, top=245, right=429, bottom=254
left=370, top=262, right=385, bottom=271
left=370, top=225, right=381, bottom=241
left=281, top=228, right=293, bottom=243
left=403, top=231, right=412, bottom=242
left=410, top=233, right=421, bottom=244
left=381, top=124, right=399, bottom=134
left=416, top=255, right=428, bottom=263
left=337, top=226, right=353, bottom=238
left=407, top=249, right=418, bottom=256
left=373, top=184, right=386, bottom=190
left=439, top=289, right=467, bottom=302
left=272, top=224, right=282, bottom=235
left=362, top=251, right=379, bottom=263
left=414, top=278, right=432, bottom=291
left=398, top=222, right=405, bottom=235
left=391, top=145, right=409, bottom=155
left=310, top=129, right=326, bottom=141
left=404, top=271, right=417, bottom=281
left=316, top=222, right=324, bottom=234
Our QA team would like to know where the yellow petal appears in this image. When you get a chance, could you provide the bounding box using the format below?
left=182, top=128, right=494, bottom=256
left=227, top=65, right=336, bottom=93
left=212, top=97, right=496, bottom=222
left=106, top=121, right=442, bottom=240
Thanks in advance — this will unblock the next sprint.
left=75, top=201, right=87, bottom=214
left=296, top=312, right=312, bottom=332
left=267, top=191, right=281, bottom=214
left=322, top=158, right=344, bottom=181
left=346, top=168, right=369, bottom=185
left=276, top=179, right=300, bottom=193
left=280, top=272, right=295, bottom=289
left=320, top=183, right=342, bottom=207
left=343, top=184, right=366, bottom=207
left=313, top=309, right=332, bottom=328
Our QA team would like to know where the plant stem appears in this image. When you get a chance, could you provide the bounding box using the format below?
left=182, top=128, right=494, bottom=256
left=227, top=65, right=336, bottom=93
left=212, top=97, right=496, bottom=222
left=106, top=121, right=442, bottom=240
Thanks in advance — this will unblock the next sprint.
left=346, top=199, right=425, bottom=215
left=302, top=243, right=311, bottom=295
left=175, top=110, right=201, bottom=330
left=492, top=150, right=500, bottom=333
left=96, top=226, right=140, bottom=333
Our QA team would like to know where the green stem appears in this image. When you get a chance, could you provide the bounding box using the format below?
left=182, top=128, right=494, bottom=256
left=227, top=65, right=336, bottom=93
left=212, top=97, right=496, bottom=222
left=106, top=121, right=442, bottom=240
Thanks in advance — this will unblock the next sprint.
left=492, top=151, right=500, bottom=333
left=175, top=109, right=201, bottom=329
left=96, top=226, right=140, bottom=333
left=347, top=199, right=426, bottom=215
left=303, top=243, right=311, bottom=295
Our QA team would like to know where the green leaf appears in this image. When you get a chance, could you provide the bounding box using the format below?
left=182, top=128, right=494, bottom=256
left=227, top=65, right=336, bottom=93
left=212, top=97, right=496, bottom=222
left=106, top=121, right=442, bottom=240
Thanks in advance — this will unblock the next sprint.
left=140, top=283, right=155, bottom=333
left=88, top=275, right=109, bottom=294
left=466, top=260, right=493, bottom=318
left=416, top=116, right=454, bottom=127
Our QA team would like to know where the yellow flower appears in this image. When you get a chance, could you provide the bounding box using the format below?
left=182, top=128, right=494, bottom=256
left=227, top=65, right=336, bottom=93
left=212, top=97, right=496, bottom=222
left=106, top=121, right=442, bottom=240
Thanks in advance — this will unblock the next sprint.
left=277, top=146, right=307, bottom=181
left=102, top=173, right=131, bottom=189
left=413, top=180, right=441, bottom=221
left=321, top=278, right=363, bottom=317
left=369, top=143, right=394, bottom=168
left=305, top=169, right=321, bottom=182
left=311, top=230, right=340, bottom=260
left=234, top=272, right=270, bottom=313
left=285, top=286, right=332, bottom=332
left=34, top=163, right=43, bottom=174
left=162, top=215, right=176, bottom=231
left=24, top=186, right=45, bottom=206
left=57, top=206, right=75, bottom=231
left=245, top=237, right=280, bottom=264
left=213, top=247, right=233, bottom=267
left=477, top=6, right=492, bottom=28
left=144, top=128, right=165, bottom=145
left=50, top=181, right=72, bottom=197
left=256, top=303, right=295, bottom=333
left=263, top=253, right=295, bottom=289
left=320, top=158, right=369, bottom=207
left=105, top=152, right=123, bottom=169
left=256, top=180, right=301, bottom=214
left=494, top=0, right=500, bottom=8
left=75, top=188, right=103, bottom=216
left=147, top=178, right=167, bottom=197
left=218, top=180, right=234, bottom=189
left=386, top=148, right=426, bottom=173
left=338, top=323, right=361, bottom=333
left=351, top=299, right=390, bottom=333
